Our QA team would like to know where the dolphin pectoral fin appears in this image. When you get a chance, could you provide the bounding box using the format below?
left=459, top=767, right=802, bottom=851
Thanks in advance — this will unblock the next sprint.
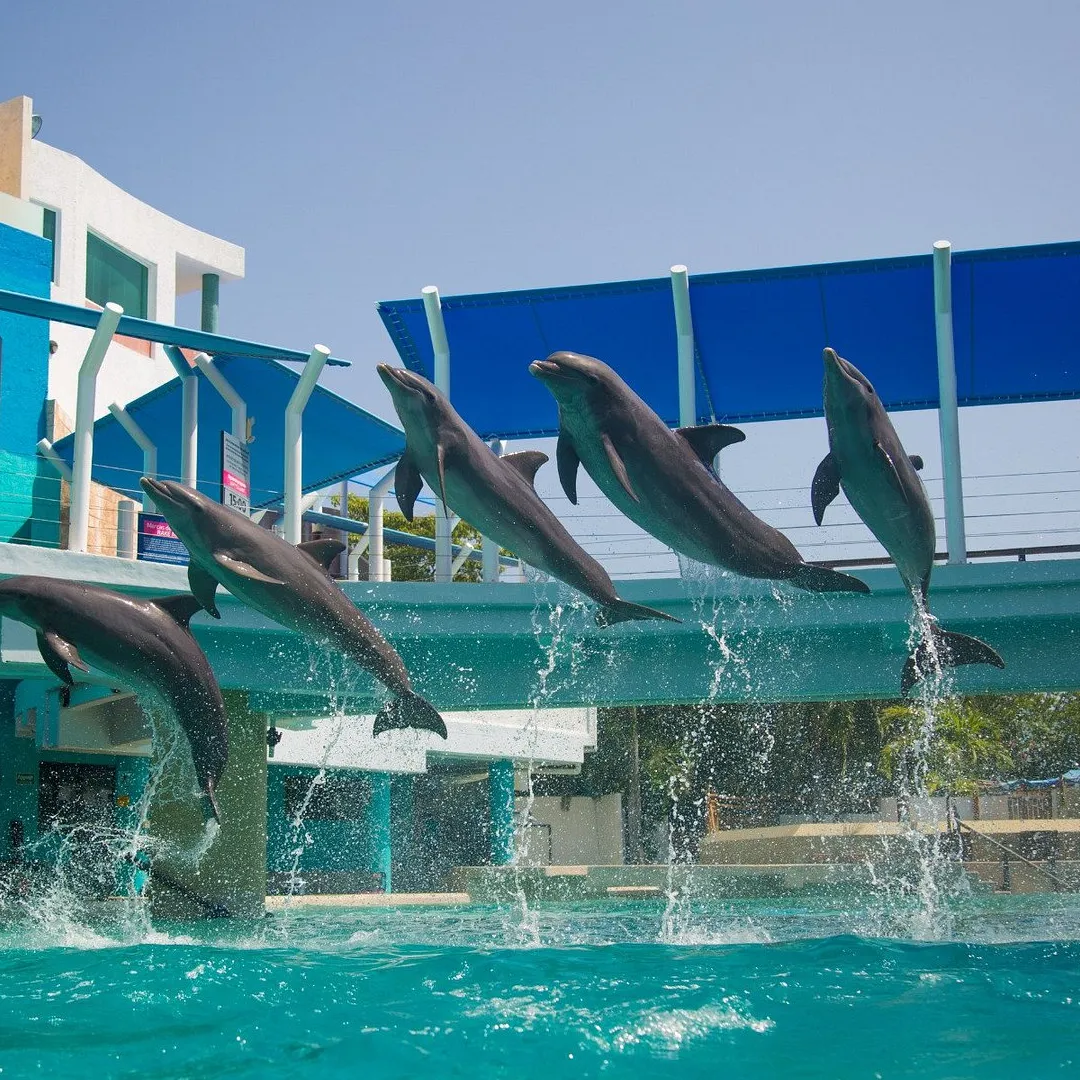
left=395, top=449, right=423, bottom=522
left=502, top=450, right=548, bottom=487
left=602, top=433, right=638, bottom=502
left=873, top=442, right=912, bottom=504
left=556, top=431, right=580, bottom=505
left=788, top=563, right=871, bottom=594
left=811, top=453, right=841, bottom=525
left=901, top=625, right=1005, bottom=696
left=373, top=691, right=448, bottom=738
left=213, top=553, right=286, bottom=587
left=188, top=564, right=221, bottom=618
left=297, top=539, right=346, bottom=577
left=909, top=455, right=924, bottom=471
left=675, top=424, right=746, bottom=466
left=153, top=594, right=205, bottom=631
left=37, top=631, right=88, bottom=686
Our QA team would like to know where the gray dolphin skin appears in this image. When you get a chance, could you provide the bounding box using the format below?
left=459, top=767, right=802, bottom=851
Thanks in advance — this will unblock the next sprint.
left=139, top=478, right=447, bottom=739
left=530, top=351, right=870, bottom=596
left=376, top=364, right=678, bottom=626
left=0, top=576, right=228, bottom=820
left=812, top=347, right=1005, bottom=693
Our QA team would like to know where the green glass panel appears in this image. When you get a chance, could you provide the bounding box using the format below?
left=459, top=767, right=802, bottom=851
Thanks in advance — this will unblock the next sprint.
left=85, top=232, right=148, bottom=319
left=41, top=208, right=57, bottom=282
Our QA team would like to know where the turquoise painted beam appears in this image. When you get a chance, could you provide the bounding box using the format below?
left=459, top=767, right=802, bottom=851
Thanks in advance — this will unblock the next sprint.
left=182, top=559, right=1080, bottom=710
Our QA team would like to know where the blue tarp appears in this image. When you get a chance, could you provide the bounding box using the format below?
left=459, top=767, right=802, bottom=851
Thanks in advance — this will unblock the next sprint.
left=378, top=241, right=1080, bottom=439
left=52, top=355, right=405, bottom=507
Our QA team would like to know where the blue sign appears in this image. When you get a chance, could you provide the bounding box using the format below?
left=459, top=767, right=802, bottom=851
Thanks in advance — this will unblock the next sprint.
left=137, top=513, right=189, bottom=566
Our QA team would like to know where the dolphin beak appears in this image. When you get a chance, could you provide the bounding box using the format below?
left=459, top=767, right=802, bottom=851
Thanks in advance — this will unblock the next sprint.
left=377, top=364, right=416, bottom=393
left=140, top=476, right=167, bottom=500
left=528, top=359, right=562, bottom=379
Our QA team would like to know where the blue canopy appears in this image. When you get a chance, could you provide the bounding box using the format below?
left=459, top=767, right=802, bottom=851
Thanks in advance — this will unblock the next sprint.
left=53, top=355, right=405, bottom=507
left=378, top=240, right=1080, bottom=438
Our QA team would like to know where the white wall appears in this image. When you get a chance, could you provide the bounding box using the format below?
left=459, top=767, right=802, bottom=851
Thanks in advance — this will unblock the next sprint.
left=518, top=793, right=625, bottom=866
left=25, top=138, right=244, bottom=418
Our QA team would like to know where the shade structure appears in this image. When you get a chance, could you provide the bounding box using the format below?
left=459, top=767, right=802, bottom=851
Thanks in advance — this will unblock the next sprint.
left=377, top=240, right=1080, bottom=438
left=52, top=355, right=405, bottom=507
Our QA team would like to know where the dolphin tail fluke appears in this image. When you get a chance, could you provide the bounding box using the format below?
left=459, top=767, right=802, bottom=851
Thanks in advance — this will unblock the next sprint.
left=788, top=564, right=871, bottom=595
left=901, top=625, right=1005, bottom=696
left=373, top=691, right=448, bottom=739
left=596, top=599, right=680, bottom=627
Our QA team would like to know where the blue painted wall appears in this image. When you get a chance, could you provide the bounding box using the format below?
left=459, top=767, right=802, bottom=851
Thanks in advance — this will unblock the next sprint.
left=267, top=765, right=389, bottom=887
left=0, top=221, right=54, bottom=544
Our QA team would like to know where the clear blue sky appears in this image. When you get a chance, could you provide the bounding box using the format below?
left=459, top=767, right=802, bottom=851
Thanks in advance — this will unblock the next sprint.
left=5, top=1, right=1079, bottom=569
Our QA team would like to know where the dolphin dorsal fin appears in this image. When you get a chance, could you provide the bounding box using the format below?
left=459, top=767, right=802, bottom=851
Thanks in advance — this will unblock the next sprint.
left=556, top=431, right=580, bottom=505
left=675, top=424, right=746, bottom=466
left=395, top=450, right=423, bottom=522
left=909, top=455, right=924, bottom=472
left=502, top=450, right=548, bottom=487
left=298, top=538, right=346, bottom=577
left=36, top=631, right=88, bottom=687
left=602, top=433, right=638, bottom=502
left=153, top=594, right=205, bottom=631
left=811, top=452, right=842, bottom=525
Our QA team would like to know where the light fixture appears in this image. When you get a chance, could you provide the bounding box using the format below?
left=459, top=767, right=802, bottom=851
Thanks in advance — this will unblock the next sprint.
left=30, top=114, right=42, bottom=139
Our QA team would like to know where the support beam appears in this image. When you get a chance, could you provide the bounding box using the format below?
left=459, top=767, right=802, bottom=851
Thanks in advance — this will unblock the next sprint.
left=163, top=345, right=198, bottom=488
left=36, top=438, right=72, bottom=482
left=108, top=402, right=157, bottom=509
left=482, top=440, right=505, bottom=583
left=201, top=272, right=220, bottom=334
left=192, top=351, right=246, bottom=443
left=489, top=760, right=516, bottom=866
left=450, top=543, right=476, bottom=579
left=69, top=302, right=123, bottom=553
left=367, top=466, right=396, bottom=582
left=283, top=345, right=331, bottom=544
left=671, top=264, right=696, bottom=428
left=369, top=773, right=392, bottom=893
left=422, top=285, right=453, bottom=583
left=148, top=691, right=268, bottom=918
left=933, top=240, right=967, bottom=564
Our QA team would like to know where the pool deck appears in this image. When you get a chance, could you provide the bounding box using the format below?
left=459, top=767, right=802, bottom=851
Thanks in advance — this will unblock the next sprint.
left=265, top=891, right=471, bottom=910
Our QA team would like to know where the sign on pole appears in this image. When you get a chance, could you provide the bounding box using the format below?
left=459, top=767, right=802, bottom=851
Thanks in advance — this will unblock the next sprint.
left=221, top=431, right=251, bottom=516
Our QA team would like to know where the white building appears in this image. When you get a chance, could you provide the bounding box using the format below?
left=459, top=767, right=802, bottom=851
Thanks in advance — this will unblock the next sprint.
left=0, top=94, right=244, bottom=421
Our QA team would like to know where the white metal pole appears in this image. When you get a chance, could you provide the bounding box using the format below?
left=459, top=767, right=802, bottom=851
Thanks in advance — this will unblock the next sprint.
left=671, top=265, right=696, bottom=428
left=116, top=499, right=137, bottom=560
left=367, top=466, right=396, bottom=582
left=283, top=344, right=331, bottom=544
left=422, top=285, right=453, bottom=584
left=69, top=302, right=122, bottom=553
left=163, top=345, right=199, bottom=488
left=348, top=534, right=371, bottom=581
left=36, top=438, right=73, bottom=482
left=192, top=351, right=247, bottom=443
left=482, top=439, right=505, bottom=582
left=108, top=402, right=158, bottom=509
left=933, top=241, right=967, bottom=564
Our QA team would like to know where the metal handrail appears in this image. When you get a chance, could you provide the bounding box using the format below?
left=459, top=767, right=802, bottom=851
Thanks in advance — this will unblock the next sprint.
left=954, top=817, right=1074, bottom=891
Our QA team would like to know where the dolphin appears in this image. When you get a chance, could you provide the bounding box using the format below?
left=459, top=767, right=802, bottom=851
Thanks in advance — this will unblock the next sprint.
left=812, top=348, right=1005, bottom=693
left=530, top=351, right=870, bottom=595
left=139, top=478, right=447, bottom=738
left=0, top=576, right=228, bottom=820
left=376, top=365, right=677, bottom=626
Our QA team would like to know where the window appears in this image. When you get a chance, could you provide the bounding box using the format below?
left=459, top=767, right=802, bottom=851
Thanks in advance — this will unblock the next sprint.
left=85, top=232, right=148, bottom=318
left=40, top=207, right=57, bottom=282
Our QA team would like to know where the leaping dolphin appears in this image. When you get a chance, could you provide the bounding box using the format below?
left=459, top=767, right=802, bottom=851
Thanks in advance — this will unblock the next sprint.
left=812, top=348, right=1005, bottom=693
left=139, top=478, right=447, bottom=738
left=530, top=351, right=870, bottom=595
left=0, top=576, right=228, bottom=820
left=376, top=365, right=677, bottom=626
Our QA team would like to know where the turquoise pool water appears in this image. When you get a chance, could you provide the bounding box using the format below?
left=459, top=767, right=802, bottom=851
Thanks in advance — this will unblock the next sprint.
left=1, top=896, right=1078, bottom=1078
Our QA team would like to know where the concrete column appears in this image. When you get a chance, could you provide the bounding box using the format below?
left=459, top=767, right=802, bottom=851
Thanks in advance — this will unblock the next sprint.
left=389, top=773, right=415, bottom=891
left=368, top=772, right=392, bottom=893
left=489, top=759, right=516, bottom=866
left=201, top=273, right=220, bottom=333
left=148, top=691, right=268, bottom=918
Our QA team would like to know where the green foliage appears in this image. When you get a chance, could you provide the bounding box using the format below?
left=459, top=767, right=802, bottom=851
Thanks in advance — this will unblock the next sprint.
left=330, top=493, right=487, bottom=582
